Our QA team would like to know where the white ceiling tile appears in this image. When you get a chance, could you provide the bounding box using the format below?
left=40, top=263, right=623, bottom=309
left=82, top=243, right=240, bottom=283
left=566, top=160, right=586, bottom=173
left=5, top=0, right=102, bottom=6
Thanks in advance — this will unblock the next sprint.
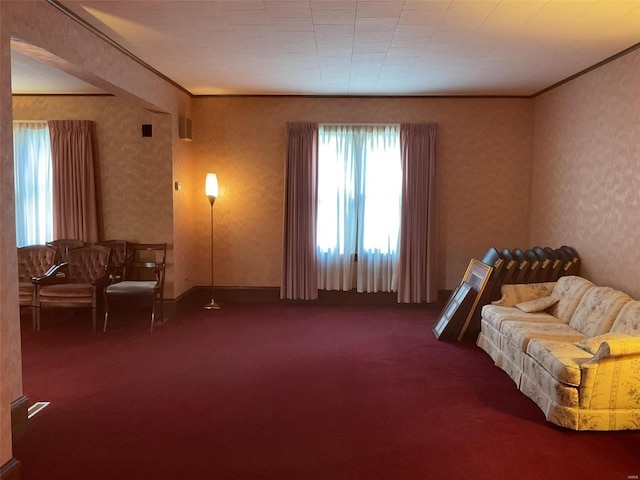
left=219, top=2, right=265, bottom=11
left=272, top=17, right=314, bottom=31
left=354, top=31, right=394, bottom=44
left=317, top=45, right=353, bottom=57
left=356, top=2, right=404, bottom=19
left=265, top=2, right=312, bottom=18
left=353, top=42, right=391, bottom=53
left=355, top=17, right=398, bottom=31
left=312, top=8, right=356, bottom=24
left=314, top=24, right=355, bottom=38
left=311, top=1, right=357, bottom=10
left=275, top=31, right=317, bottom=43
left=12, top=0, right=640, bottom=96
left=352, top=52, right=387, bottom=63
left=224, top=9, right=271, bottom=25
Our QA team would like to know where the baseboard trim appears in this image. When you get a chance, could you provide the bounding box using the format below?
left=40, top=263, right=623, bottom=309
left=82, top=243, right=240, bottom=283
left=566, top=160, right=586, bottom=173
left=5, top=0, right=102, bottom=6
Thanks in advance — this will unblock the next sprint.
left=11, top=396, right=28, bottom=441
left=174, top=286, right=451, bottom=310
left=0, top=458, right=21, bottom=480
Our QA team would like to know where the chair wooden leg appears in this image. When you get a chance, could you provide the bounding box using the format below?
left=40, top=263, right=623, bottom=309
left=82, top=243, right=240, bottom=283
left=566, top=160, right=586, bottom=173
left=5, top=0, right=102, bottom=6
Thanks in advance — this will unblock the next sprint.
left=103, top=292, right=110, bottom=332
left=150, top=297, right=155, bottom=333
left=92, top=308, right=97, bottom=332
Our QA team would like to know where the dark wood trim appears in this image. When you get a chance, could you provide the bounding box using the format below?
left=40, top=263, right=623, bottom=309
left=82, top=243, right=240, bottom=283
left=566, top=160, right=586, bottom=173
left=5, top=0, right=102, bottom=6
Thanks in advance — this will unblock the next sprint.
left=193, top=94, right=531, bottom=99
left=534, top=41, right=640, bottom=97
left=174, top=286, right=451, bottom=310
left=0, top=458, right=21, bottom=480
left=12, top=93, right=113, bottom=97
left=45, top=0, right=192, bottom=97
left=11, top=396, right=28, bottom=441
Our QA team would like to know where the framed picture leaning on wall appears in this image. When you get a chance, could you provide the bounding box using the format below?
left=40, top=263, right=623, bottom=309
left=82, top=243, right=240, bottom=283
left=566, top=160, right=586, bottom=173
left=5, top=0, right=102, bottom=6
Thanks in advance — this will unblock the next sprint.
left=433, top=281, right=476, bottom=341
left=456, top=259, right=493, bottom=342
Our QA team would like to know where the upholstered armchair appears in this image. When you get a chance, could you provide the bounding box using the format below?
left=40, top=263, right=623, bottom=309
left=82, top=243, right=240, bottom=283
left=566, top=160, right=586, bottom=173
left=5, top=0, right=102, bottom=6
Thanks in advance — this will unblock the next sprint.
left=18, top=245, right=57, bottom=328
left=34, top=245, right=111, bottom=331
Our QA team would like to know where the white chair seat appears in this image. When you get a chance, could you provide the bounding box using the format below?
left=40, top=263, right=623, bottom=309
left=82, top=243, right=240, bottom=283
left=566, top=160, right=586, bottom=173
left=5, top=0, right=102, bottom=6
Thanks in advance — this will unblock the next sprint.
left=106, top=281, right=156, bottom=294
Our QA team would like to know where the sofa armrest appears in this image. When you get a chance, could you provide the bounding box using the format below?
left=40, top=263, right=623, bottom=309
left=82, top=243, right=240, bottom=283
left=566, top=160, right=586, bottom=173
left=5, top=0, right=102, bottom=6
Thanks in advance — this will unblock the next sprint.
left=580, top=337, right=640, bottom=412
left=491, top=282, right=557, bottom=307
left=587, top=336, right=640, bottom=361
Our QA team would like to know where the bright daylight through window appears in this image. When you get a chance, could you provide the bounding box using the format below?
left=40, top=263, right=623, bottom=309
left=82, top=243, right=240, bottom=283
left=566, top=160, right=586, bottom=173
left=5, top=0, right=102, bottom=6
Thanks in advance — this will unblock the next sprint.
left=316, top=124, right=402, bottom=292
left=13, top=121, right=53, bottom=247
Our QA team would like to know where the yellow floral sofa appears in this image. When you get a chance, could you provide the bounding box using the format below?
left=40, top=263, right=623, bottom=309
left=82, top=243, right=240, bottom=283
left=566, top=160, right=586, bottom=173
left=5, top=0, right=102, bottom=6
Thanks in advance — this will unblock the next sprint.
left=477, top=275, right=640, bottom=430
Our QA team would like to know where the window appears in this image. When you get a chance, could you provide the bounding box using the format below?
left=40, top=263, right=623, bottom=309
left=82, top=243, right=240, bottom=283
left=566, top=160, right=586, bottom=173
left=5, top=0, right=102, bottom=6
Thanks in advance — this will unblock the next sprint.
left=316, top=124, right=402, bottom=292
left=13, top=121, right=53, bottom=247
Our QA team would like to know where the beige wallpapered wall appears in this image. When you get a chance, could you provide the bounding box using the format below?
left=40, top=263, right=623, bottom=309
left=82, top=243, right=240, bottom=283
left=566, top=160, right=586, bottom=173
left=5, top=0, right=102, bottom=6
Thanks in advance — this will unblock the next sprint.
left=191, top=96, right=533, bottom=291
left=532, top=48, right=640, bottom=299
left=12, top=96, right=176, bottom=296
left=13, top=95, right=534, bottom=296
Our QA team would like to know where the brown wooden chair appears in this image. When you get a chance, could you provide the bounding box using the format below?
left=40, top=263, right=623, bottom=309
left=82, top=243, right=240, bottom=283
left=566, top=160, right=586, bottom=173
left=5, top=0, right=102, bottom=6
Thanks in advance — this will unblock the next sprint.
left=47, top=238, right=86, bottom=263
left=18, top=245, right=57, bottom=328
left=34, top=245, right=111, bottom=331
left=103, top=243, right=167, bottom=332
left=97, top=240, right=132, bottom=283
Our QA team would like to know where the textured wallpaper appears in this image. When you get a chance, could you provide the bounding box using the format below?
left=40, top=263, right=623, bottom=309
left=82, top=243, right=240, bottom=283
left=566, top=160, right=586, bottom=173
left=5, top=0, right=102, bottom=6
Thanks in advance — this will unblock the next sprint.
left=13, top=94, right=534, bottom=295
left=532, top=48, right=640, bottom=299
left=12, top=96, right=176, bottom=295
left=192, top=96, right=533, bottom=290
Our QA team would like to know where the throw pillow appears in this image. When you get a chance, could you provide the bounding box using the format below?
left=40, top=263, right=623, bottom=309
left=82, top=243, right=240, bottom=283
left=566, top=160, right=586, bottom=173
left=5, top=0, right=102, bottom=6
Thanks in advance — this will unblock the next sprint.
left=492, top=282, right=557, bottom=307
left=515, top=295, right=558, bottom=313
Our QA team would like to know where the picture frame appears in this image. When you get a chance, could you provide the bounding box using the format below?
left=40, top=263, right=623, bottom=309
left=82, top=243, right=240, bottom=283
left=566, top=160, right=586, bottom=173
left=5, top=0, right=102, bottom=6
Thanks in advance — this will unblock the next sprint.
left=433, top=281, right=477, bottom=341
left=456, top=259, right=493, bottom=341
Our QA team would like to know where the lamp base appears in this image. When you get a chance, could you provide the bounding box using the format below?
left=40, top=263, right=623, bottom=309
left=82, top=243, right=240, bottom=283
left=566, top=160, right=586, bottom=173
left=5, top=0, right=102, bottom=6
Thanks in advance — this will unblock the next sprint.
left=204, top=299, right=221, bottom=310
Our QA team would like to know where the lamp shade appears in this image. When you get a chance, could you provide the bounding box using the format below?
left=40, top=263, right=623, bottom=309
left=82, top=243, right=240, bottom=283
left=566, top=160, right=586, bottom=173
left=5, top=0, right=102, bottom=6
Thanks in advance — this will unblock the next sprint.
left=205, top=173, right=218, bottom=201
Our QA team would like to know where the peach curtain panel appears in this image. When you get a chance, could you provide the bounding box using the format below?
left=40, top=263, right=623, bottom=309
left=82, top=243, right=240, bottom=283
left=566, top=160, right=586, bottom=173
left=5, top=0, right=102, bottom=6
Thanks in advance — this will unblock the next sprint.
left=281, top=122, right=319, bottom=300
left=398, top=123, right=438, bottom=303
left=48, top=120, right=100, bottom=243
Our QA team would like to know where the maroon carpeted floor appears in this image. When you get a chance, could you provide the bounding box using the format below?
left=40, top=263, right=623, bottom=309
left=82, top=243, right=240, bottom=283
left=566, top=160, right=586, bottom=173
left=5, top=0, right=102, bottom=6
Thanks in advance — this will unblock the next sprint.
left=13, top=301, right=640, bottom=480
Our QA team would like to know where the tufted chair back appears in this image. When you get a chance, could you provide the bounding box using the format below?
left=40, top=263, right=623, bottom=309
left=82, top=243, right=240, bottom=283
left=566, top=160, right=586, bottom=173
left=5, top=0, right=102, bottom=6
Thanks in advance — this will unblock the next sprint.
left=18, top=245, right=57, bottom=281
left=47, top=238, right=86, bottom=263
left=67, top=245, right=111, bottom=284
left=97, top=240, right=131, bottom=281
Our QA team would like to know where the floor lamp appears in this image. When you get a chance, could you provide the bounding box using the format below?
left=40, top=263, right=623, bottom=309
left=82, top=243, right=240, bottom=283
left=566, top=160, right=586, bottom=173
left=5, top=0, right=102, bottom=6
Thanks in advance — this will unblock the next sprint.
left=204, top=173, right=221, bottom=310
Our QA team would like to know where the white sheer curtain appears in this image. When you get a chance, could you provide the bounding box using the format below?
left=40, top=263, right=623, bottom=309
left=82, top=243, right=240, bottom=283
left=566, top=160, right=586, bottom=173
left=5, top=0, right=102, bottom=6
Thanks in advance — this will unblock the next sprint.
left=317, top=124, right=402, bottom=292
left=13, top=121, right=53, bottom=247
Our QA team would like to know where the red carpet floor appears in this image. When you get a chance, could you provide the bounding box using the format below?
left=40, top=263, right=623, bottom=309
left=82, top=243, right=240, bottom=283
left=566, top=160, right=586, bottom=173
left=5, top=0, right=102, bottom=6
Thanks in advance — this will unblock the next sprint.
left=13, top=301, right=640, bottom=480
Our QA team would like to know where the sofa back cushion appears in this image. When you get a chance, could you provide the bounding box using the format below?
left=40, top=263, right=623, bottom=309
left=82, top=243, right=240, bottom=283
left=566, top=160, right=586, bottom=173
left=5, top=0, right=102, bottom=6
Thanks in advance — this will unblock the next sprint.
left=610, top=300, right=640, bottom=337
left=548, top=276, right=594, bottom=323
left=568, top=286, right=632, bottom=337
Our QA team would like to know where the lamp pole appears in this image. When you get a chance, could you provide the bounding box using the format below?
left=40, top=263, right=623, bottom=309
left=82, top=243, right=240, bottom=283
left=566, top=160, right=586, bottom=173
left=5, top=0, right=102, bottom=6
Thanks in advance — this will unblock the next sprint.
left=204, top=173, right=221, bottom=310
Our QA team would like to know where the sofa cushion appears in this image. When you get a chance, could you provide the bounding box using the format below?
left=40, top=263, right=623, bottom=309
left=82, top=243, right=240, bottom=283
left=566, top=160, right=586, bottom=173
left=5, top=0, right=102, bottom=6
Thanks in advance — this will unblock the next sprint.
left=526, top=339, right=594, bottom=386
left=547, top=276, right=594, bottom=323
left=516, top=295, right=558, bottom=313
left=500, top=321, right=587, bottom=352
left=491, top=282, right=556, bottom=307
left=568, top=286, right=632, bottom=338
left=610, top=301, right=640, bottom=337
left=482, top=304, right=558, bottom=328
